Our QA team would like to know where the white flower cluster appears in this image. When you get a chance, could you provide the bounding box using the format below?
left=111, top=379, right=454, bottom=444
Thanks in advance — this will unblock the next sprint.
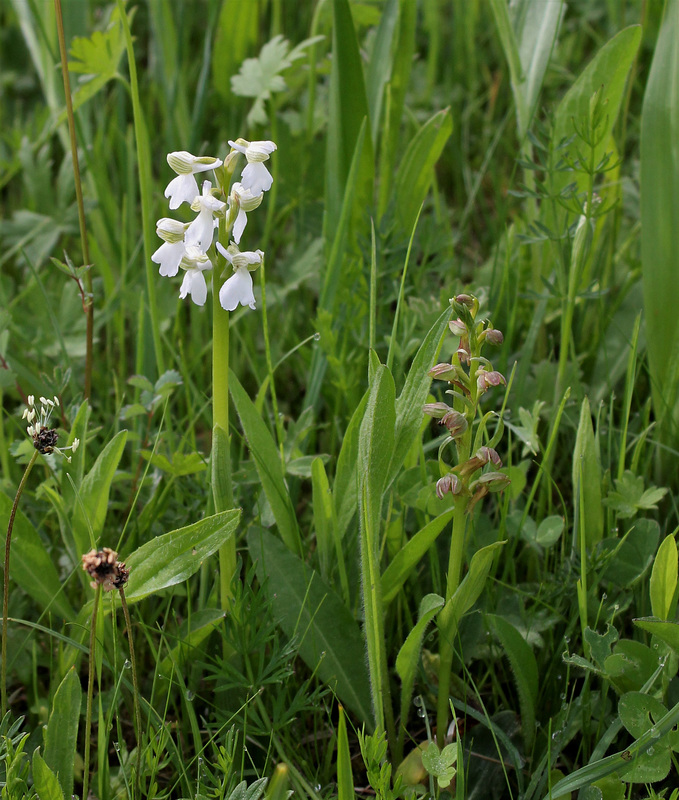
left=152, top=140, right=276, bottom=310
left=22, top=395, right=79, bottom=460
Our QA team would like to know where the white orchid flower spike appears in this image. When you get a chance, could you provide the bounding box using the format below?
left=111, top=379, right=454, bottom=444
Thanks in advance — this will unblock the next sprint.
left=216, top=242, right=263, bottom=311
left=164, top=151, right=223, bottom=210
left=227, top=139, right=276, bottom=195
left=228, top=182, right=264, bottom=244
left=185, top=181, right=226, bottom=251
left=152, top=217, right=189, bottom=277
left=178, top=245, right=213, bottom=306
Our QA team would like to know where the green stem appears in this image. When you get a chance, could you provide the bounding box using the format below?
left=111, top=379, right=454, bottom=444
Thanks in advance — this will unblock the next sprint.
left=436, top=496, right=469, bottom=746
left=119, top=588, right=142, bottom=800
left=2, top=449, right=39, bottom=717
left=259, top=255, right=285, bottom=465
left=54, top=0, right=93, bottom=399
left=213, top=227, right=236, bottom=613
left=83, top=585, right=101, bottom=800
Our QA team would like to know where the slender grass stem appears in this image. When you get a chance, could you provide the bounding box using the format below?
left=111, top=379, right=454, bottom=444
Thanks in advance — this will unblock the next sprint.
left=83, top=585, right=101, bottom=800
left=259, top=255, right=285, bottom=465
left=54, top=0, right=93, bottom=399
left=118, top=587, right=142, bottom=800
left=2, top=448, right=39, bottom=718
left=116, top=0, right=165, bottom=378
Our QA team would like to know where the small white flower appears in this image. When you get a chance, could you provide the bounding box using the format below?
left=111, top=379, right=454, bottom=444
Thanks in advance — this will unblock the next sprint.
left=228, top=182, right=263, bottom=244
left=178, top=245, right=212, bottom=306
left=216, top=242, right=263, bottom=311
left=185, top=181, right=226, bottom=251
left=228, top=139, right=276, bottom=195
left=164, top=151, right=223, bottom=210
left=152, top=218, right=190, bottom=277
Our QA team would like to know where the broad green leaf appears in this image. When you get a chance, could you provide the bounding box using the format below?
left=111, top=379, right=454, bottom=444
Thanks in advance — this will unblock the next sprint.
left=604, top=639, right=658, bottom=695
left=248, top=528, right=373, bottom=725
left=572, top=397, right=602, bottom=548
left=358, top=362, right=396, bottom=732
left=325, top=0, right=374, bottom=243
left=535, top=515, right=564, bottom=547
left=334, top=389, right=369, bottom=541
left=488, top=614, right=538, bottom=751
left=650, top=535, right=678, bottom=620
left=212, top=0, right=259, bottom=102
left=359, top=363, right=396, bottom=536
left=391, top=109, right=453, bottom=238
left=642, top=0, right=679, bottom=447
left=512, top=0, right=563, bottom=132
left=550, top=26, right=641, bottom=204
left=377, top=0, right=417, bottom=217
left=388, top=305, right=452, bottom=488
left=337, top=706, right=355, bottom=800
left=601, top=518, right=660, bottom=587
left=634, top=617, right=679, bottom=655
left=229, top=369, right=301, bottom=555
left=32, top=750, right=64, bottom=800
left=618, top=693, right=676, bottom=782
left=311, top=457, right=334, bottom=581
left=72, top=429, right=128, bottom=555
left=491, top=0, right=563, bottom=137
left=396, top=593, right=444, bottom=732
left=124, top=509, right=240, bottom=603
left=0, top=493, right=74, bottom=620
left=381, top=510, right=455, bottom=604
left=438, top=541, right=505, bottom=643
left=44, top=667, right=81, bottom=800
left=365, top=0, right=399, bottom=137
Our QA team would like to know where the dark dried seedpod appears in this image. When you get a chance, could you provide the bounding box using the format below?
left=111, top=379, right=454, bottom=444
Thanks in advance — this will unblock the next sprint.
left=33, top=427, right=59, bottom=454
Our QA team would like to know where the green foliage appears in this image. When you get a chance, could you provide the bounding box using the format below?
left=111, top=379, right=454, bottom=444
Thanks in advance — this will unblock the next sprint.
left=605, top=471, right=668, bottom=520
left=2, top=2, right=679, bottom=799
left=231, top=34, right=324, bottom=127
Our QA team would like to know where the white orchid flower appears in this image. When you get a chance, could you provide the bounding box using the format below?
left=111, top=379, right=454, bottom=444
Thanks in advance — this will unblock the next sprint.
left=164, top=151, right=223, bottom=210
left=152, top=217, right=189, bottom=277
left=178, top=245, right=212, bottom=306
left=185, top=181, right=226, bottom=251
left=228, top=182, right=264, bottom=244
left=228, top=139, right=276, bottom=195
left=216, top=242, right=263, bottom=311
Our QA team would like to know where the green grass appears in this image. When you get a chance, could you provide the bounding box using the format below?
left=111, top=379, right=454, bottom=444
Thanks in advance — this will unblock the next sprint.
left=1, top=1, right=679, bottom=799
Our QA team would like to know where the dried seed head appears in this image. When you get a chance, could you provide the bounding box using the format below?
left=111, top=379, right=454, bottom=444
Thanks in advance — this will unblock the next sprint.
left=33, top=426, right=59, bottom=454
left=82, top=548, right=129, bottom=592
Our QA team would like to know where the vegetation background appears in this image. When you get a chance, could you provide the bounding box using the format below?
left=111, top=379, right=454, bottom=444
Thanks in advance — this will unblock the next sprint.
left=2, top=0, right=679, bottom=798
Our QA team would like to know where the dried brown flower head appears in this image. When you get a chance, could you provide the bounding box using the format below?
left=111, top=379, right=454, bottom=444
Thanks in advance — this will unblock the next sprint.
left=82, top=548, right=129, bottom=592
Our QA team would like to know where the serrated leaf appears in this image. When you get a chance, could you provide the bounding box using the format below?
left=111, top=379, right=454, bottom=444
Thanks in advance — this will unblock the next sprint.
left=68, top=10, right=125, bottom=79
left=231, top=34, right=323, bottom=126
